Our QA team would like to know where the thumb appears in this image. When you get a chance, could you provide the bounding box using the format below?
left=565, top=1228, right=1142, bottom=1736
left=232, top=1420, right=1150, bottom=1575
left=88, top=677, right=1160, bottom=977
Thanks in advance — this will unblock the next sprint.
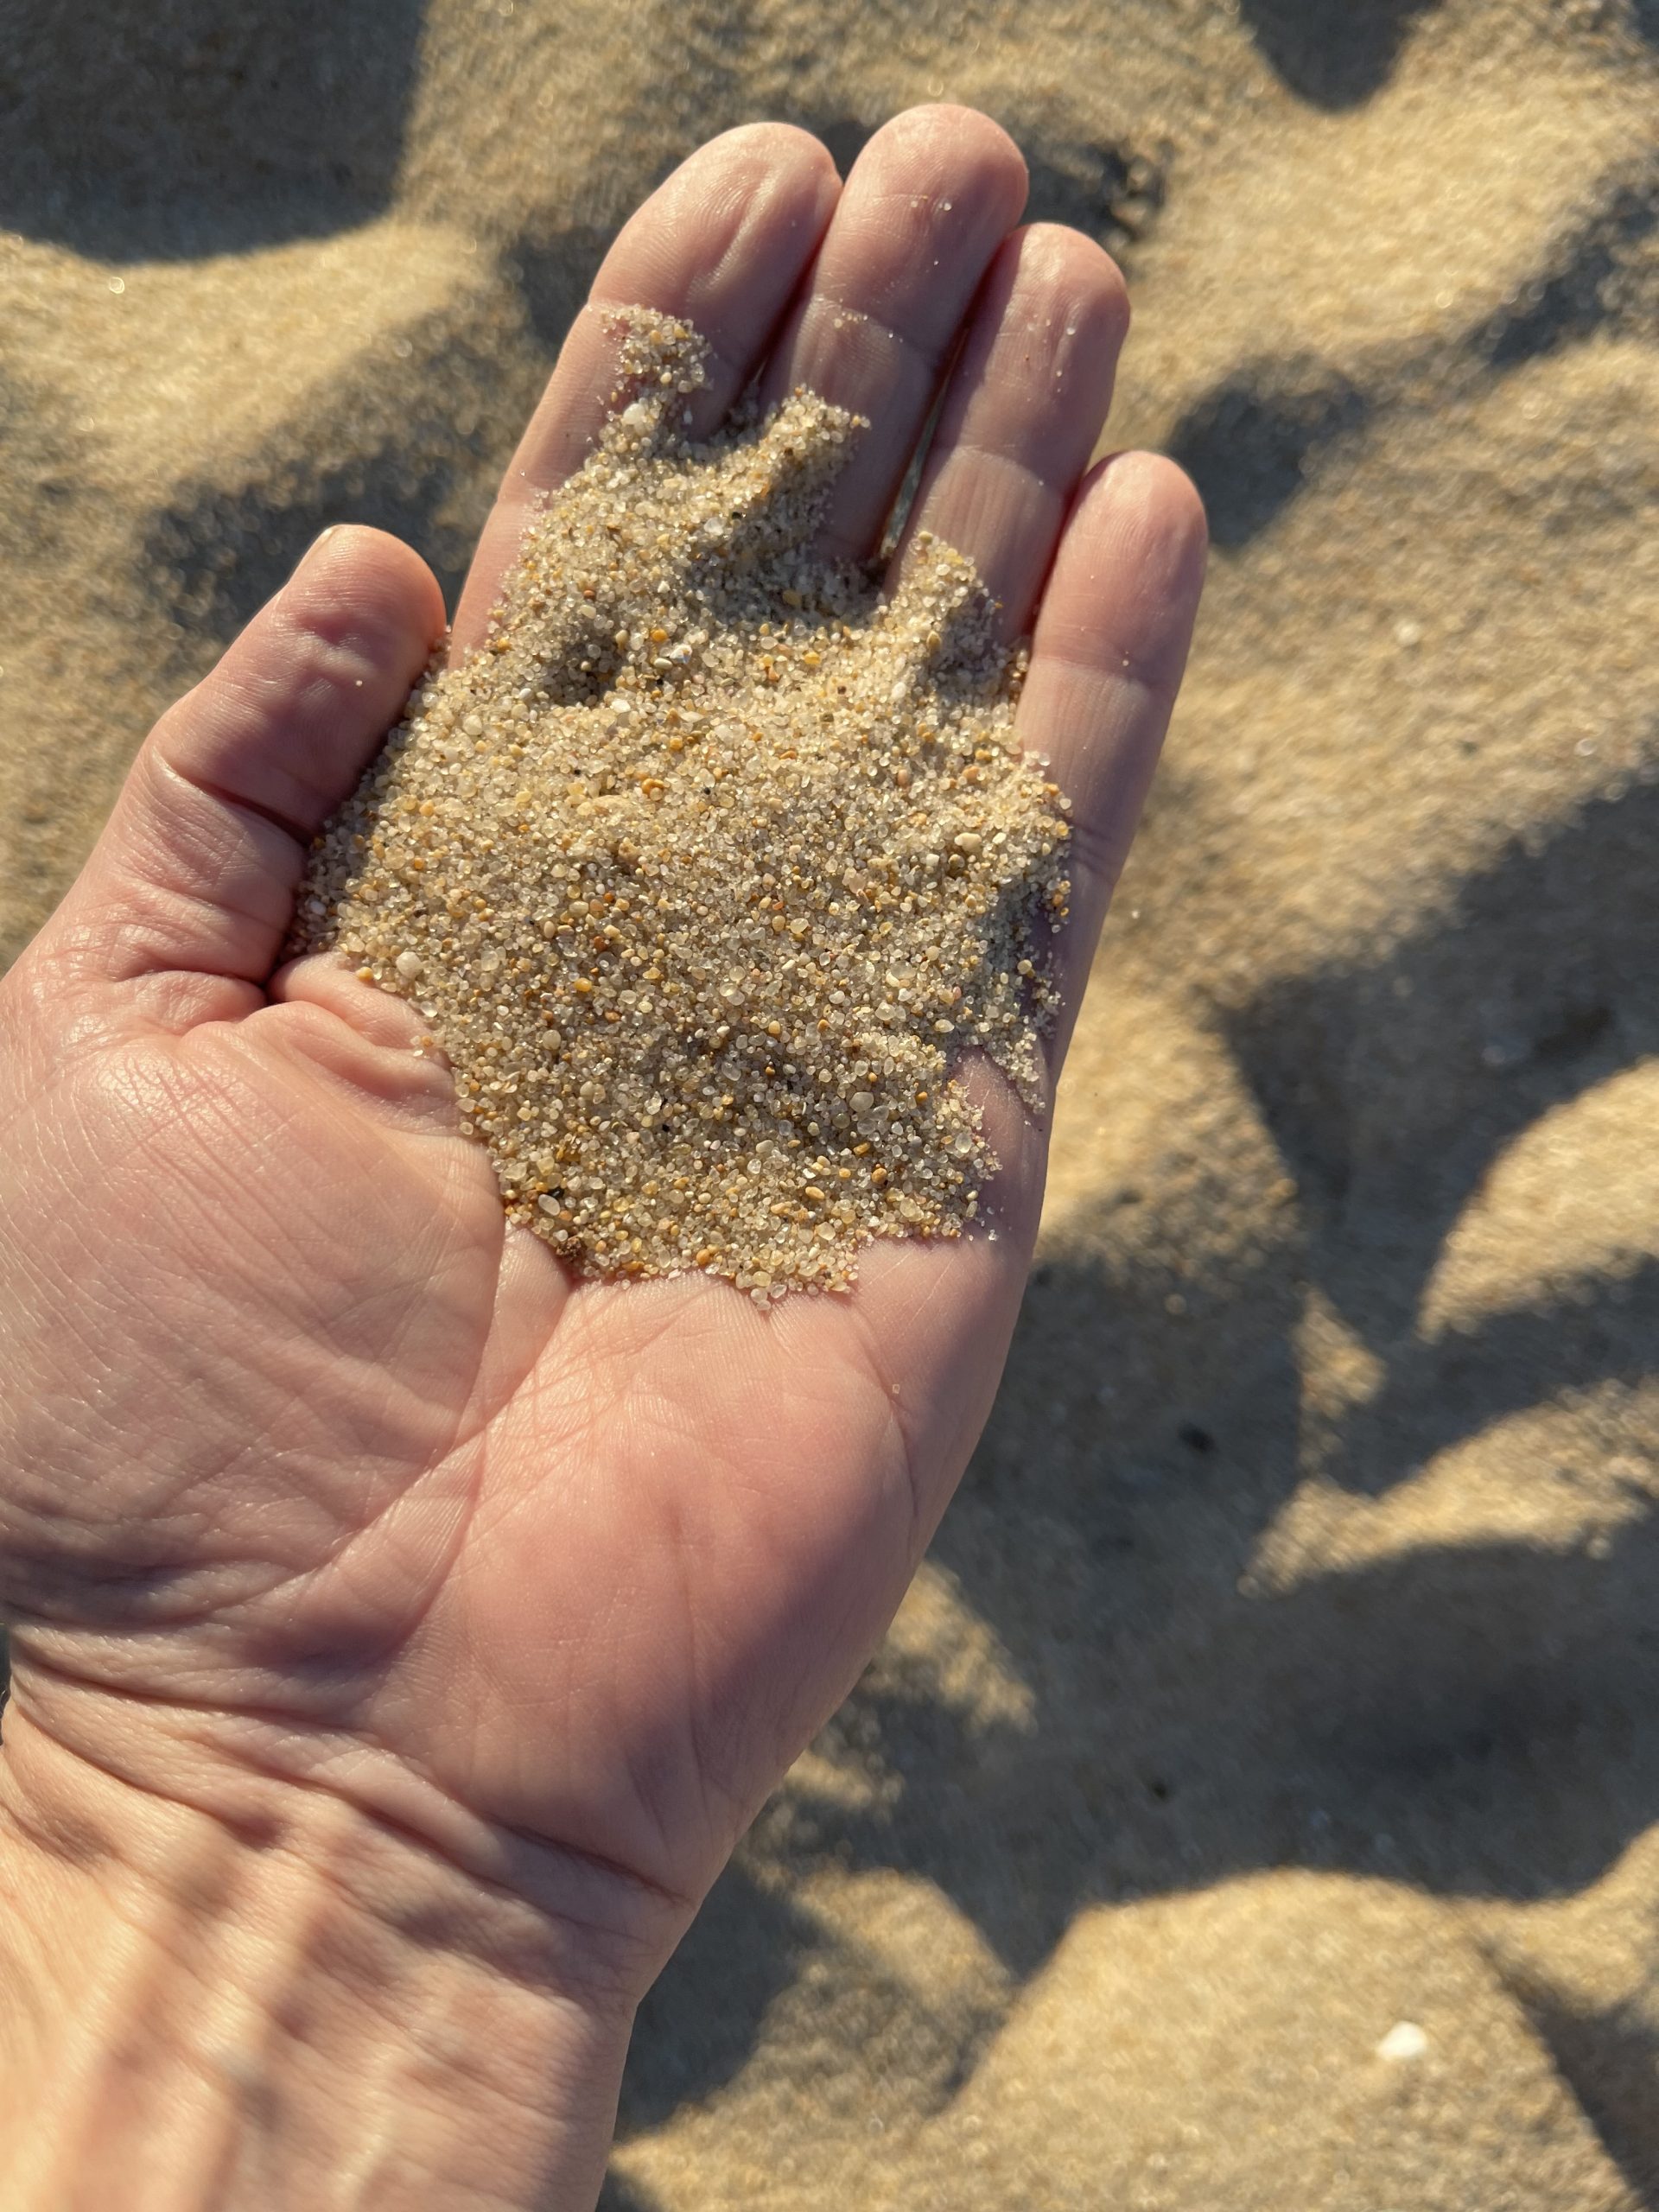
left=36, top=525, right=445, bottom=995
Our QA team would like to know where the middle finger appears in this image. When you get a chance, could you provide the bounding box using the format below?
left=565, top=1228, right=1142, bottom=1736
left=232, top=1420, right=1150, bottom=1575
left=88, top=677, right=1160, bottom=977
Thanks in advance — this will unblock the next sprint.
left=759, top=105, right=1028, bottom=563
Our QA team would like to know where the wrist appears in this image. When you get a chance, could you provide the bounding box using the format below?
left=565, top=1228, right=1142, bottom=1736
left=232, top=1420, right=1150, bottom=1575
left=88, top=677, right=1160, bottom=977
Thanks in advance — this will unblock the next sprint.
left=0, top=1698, right=646, bottom=2212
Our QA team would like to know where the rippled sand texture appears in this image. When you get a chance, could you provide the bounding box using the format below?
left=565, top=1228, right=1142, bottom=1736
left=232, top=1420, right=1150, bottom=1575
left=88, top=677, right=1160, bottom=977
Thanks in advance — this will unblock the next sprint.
left=3, top=3, right=1658, bottom=2205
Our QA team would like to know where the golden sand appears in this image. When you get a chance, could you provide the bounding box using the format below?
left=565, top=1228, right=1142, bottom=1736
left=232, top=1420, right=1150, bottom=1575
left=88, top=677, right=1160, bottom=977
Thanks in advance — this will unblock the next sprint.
left=297, top=312, right=1071, bottom=1298
left=7, top=3, right=1659, bottom=2201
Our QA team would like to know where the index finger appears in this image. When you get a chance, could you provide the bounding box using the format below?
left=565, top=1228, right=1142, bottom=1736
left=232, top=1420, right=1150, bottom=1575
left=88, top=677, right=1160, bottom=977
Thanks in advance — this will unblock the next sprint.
left=452, top=124, right=840, bottom=656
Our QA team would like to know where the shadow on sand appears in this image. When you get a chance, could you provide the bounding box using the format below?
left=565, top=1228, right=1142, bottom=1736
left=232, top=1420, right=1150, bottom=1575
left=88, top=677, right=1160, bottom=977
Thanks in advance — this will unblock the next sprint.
left=611, top=754, right=1659, bottom=2202
left=0, top=0, right=427, bottom=260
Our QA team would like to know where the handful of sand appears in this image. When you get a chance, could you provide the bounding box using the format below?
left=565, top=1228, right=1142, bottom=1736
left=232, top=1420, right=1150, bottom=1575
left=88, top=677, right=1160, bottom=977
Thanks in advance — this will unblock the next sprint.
left=296, top=311, right=1071, bottom=1300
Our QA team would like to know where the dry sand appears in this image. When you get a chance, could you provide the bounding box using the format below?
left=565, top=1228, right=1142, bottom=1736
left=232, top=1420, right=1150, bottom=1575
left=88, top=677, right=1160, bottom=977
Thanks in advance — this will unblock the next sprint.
left=300, top=311, right=1070, bottom=1295
left=3, top=2, right=1659, bottom=2204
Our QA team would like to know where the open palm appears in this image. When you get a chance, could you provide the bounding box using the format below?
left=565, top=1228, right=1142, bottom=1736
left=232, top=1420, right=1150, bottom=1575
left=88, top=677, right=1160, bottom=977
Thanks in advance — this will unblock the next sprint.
left=0, top=108, right=1203, bottom=2015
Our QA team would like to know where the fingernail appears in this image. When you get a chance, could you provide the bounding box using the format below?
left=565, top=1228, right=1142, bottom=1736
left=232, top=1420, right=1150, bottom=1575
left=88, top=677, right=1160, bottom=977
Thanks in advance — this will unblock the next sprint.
left=308, top=524, right=343, bottom=558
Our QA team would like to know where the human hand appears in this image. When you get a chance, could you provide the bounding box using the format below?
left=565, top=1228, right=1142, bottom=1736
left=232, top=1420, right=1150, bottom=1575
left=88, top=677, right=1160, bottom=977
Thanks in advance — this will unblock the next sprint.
left=0, top=109, right=1204, bottom=2209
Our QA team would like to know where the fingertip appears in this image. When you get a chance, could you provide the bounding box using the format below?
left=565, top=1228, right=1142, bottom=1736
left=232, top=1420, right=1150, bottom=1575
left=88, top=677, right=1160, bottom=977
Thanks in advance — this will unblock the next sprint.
left=156, top=520, right=444, bottom=836
left=1083, top=449, right=1209, bottom=548
left=1008, top=220, right=1131, bottom=339
left=696, top=118, right=842, bottom=188
left=873, top=102, right=1029, bottom=208
left=604, top=120, right=841, bottom=296
left=1067, top=451, right=1211, bottom=637
left=832, top=104, right=1030, bottom=252
left=101, top=523, right=447, bottom=979
left=288, top=524, right=449, bottom=657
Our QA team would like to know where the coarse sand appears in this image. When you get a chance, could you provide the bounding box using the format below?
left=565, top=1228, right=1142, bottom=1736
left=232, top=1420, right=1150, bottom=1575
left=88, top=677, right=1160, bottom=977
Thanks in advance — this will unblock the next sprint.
left=299, top=310, right=1071, bottom=1298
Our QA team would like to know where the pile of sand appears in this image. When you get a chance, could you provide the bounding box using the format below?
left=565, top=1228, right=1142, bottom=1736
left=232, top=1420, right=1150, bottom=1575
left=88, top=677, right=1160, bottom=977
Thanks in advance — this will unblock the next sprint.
left=300, top=311, right=1069, bottom=1295
left=3, top=2, right=1658, bottom=2205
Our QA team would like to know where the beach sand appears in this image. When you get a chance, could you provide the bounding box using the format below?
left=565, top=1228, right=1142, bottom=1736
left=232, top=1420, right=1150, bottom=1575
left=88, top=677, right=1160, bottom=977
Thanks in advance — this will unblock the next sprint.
left=3, top=2, right=1658, bottom=2202
left=298, top=313, right=1071, bottom=1295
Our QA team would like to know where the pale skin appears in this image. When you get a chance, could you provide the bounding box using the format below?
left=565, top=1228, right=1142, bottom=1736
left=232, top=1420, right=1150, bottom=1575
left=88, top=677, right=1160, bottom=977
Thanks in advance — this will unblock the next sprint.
left=0, top=109, right=1204, bottom=2208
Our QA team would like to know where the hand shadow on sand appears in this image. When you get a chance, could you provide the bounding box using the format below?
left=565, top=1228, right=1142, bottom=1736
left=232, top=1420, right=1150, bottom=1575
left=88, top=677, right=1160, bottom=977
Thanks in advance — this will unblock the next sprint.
left=1166, top=167, right=1659, bottom=550
left=1227, top=766, right=1659, bottom=1382
left=613, top=760, right=1659, bottom=2202
left=0, top=0, right=425, bottom=260
left=1235, top=0, right=1444, bottom=109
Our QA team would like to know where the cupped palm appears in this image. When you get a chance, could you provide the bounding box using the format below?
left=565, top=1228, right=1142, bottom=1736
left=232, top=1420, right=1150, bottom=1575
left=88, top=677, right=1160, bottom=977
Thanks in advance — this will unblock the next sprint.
left=0, top=108, right=1204, bottom=1972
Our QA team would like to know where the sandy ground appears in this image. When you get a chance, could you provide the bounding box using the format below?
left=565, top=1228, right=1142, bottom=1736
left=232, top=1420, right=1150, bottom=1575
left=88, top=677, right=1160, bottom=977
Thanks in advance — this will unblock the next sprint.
left=4, top=2, right=1659, bottom=2203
